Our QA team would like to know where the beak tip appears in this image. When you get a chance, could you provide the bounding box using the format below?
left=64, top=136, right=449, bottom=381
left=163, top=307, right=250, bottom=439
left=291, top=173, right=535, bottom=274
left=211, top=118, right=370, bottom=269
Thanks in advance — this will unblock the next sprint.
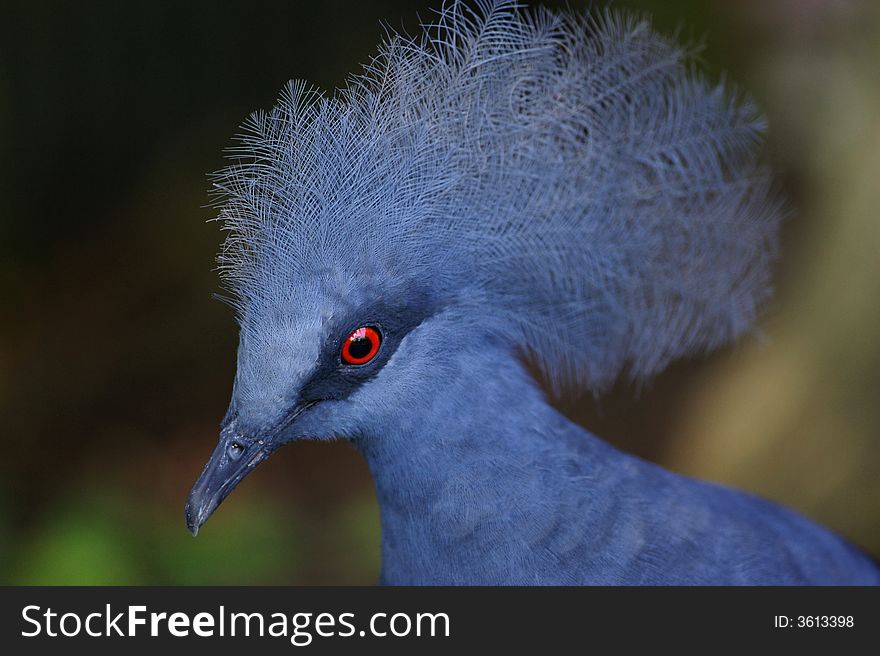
left=184, top=500, right=203, bottom=537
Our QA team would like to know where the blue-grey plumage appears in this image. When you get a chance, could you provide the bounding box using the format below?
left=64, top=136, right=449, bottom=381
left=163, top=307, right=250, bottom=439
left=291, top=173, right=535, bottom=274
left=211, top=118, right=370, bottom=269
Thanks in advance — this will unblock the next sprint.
left=184, top=0, right=880, bottom=584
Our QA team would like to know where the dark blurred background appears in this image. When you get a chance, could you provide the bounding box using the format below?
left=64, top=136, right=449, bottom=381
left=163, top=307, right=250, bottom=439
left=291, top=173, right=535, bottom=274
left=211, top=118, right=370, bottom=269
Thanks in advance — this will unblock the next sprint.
left=1, top=0, right=878, bottom=584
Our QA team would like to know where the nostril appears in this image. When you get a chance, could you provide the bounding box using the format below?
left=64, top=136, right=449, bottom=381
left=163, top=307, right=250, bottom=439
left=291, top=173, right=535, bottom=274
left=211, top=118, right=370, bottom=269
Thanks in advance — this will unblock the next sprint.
left=227, top=441, right=244, bottom=461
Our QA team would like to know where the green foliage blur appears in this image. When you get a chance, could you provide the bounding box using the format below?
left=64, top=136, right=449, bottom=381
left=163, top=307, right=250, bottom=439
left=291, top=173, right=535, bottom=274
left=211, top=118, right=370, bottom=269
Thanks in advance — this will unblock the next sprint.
left=1, top=0, right=878, bottom=584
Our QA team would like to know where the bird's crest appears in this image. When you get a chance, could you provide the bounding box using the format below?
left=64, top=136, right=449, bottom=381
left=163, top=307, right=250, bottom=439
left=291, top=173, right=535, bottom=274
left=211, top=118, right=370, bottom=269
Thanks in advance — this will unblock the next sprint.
left=211, top=0, right=781, bottom=395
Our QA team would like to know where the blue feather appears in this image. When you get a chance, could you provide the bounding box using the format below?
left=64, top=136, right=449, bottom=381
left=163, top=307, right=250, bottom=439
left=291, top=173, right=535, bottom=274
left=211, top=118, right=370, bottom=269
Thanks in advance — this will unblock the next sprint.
left=212, top=0, right=780, bottom=394
left=185, top=0, right=880, bottom=585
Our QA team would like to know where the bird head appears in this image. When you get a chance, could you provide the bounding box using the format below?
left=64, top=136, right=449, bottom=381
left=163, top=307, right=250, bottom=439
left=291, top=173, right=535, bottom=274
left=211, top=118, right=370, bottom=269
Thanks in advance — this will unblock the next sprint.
left=184, top=269, right=453, bottom=534
left=186, top=1, right=781, bottom=535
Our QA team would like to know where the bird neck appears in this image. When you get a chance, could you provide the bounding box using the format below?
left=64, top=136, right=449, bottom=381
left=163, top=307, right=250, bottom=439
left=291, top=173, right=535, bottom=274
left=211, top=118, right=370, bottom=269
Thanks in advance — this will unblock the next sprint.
left=356, top=345, right=653, bottom=584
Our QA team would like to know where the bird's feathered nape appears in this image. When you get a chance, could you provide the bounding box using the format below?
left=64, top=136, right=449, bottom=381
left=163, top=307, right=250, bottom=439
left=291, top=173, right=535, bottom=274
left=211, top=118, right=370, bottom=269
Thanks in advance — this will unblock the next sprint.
left=212, top=0, right=781, bottom=395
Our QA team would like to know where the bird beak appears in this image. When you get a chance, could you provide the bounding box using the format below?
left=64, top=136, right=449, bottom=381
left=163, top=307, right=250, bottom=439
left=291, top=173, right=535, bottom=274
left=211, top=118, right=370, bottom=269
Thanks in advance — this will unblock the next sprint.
left=184, top=426, right=271, bottom=536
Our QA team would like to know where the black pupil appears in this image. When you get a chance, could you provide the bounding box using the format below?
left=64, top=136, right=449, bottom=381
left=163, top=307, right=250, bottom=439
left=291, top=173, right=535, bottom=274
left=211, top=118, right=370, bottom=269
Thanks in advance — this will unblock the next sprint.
left=348, top=335, right=373, bottom=360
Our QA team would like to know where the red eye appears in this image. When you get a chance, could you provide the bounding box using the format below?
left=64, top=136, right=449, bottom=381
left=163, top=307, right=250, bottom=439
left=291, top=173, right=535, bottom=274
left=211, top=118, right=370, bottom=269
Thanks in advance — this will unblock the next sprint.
left=341, top=326, right=381, bottom=365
